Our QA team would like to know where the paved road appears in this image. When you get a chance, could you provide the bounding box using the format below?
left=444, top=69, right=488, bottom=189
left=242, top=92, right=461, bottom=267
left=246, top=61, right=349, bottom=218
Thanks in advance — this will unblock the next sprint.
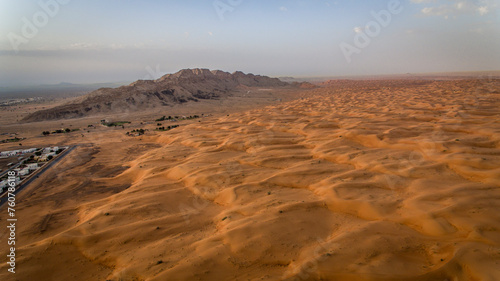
left=0, top=145, right=77, bottom=207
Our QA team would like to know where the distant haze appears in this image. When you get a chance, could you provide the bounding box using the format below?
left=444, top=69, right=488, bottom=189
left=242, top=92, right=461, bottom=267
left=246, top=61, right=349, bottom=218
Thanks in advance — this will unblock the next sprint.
left=1, top=0, right=499, bottom=86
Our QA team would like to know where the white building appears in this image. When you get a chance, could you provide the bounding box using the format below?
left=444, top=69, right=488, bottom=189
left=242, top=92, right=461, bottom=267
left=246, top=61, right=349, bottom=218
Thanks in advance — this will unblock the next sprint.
left=22, top=148, right=37, bottom=154
left=27, top=163, right=39, bottom=170
left=19, top=168, right=29, bottom=176
left=0, top=150, right=20, bottom=157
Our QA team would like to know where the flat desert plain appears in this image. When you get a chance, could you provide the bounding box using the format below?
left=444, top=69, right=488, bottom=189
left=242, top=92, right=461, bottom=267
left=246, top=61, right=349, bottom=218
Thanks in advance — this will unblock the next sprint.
left=1, top=78, right=500, bottom=281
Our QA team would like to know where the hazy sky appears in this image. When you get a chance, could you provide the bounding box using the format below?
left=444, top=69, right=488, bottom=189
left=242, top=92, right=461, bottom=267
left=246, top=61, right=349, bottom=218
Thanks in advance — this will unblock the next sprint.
left=1, top=0, right=499, bottom=85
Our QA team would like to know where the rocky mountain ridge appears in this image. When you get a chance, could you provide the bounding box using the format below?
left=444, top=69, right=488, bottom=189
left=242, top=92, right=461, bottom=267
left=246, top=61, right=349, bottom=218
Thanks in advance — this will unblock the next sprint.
left=22, top=69, right=289, bottom=122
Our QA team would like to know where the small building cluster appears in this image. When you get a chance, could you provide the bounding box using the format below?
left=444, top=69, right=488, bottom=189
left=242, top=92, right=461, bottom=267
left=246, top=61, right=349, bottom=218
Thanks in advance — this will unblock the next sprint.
left=0, top=146, right=68, bottom=194
left=14, top=163, right=40, bottom=176
left=35, top=146, right=61, bottom=162
left=0, top=97, right=42, bottom=106
left=0, top=148, right=37, bottom=158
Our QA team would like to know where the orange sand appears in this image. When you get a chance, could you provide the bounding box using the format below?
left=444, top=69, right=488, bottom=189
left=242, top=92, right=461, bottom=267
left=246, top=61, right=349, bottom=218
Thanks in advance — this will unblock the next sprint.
left=0, top=79, right=499, bottom=281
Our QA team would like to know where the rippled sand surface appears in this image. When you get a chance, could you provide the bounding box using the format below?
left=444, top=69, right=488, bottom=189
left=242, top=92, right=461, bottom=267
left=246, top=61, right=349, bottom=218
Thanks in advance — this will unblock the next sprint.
left=1, top=79, right=499, bottom=281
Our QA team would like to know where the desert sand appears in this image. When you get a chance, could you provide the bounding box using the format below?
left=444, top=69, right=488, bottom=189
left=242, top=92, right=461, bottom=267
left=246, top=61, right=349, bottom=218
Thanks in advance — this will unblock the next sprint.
left=0, top=78, right=499, bottom=280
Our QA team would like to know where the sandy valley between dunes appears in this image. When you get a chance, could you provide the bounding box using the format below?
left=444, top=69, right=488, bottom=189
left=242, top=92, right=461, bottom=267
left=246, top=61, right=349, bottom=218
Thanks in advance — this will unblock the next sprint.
left=0, top=79, right=499, bottom=281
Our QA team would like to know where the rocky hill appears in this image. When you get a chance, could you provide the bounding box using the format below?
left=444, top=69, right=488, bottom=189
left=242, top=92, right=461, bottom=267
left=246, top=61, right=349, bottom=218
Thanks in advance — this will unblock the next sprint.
left=22, top=69, right=289, bottom=122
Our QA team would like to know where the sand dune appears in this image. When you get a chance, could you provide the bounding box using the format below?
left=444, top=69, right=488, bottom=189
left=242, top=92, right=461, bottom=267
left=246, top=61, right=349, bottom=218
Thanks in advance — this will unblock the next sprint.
left=1, top=79, right=499, bottom=280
